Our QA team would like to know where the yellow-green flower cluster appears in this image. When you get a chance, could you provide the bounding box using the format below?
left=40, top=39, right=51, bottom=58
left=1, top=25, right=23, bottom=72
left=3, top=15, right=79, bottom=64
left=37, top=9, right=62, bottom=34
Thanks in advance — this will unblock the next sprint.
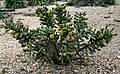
left=59, top=30, right=63, bottom=36
left=98, top=33, right=104, bottom=38
left=49, top=34, right=54, bottom=39
left=81, top=15, right=88, bottom=20
left=102, top=39, right=106, bottom=43
left=47, top=10, right=51, bottom=14
left=66, top=32, right=74, bottom=41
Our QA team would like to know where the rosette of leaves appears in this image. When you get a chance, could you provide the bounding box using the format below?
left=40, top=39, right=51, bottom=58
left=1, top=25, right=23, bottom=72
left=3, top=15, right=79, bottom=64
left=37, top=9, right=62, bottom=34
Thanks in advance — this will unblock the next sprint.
left=4, top=0, right=27, bottom=9
left=3, top=4, right=117, bottom=65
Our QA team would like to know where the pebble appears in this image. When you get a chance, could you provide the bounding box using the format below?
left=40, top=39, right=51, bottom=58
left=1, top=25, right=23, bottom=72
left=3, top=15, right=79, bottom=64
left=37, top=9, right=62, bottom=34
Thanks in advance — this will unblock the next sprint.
left=114, top=19, right=120, bottom=22
left=108, top=12, right=113, bottom=14
left=32, top=62, right=38, bottom=67
left=104, top=15, right=111, bottom=19
left=113, top=70, right=115, bottom=72
left=74, top=69, right=79, bottom=73
left=117, top=56, right=120, bottom=59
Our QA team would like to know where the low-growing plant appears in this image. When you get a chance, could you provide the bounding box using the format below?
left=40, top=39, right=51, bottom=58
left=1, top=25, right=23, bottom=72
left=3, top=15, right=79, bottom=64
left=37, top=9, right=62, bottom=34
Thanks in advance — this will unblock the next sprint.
left=104, top=0, right=116, bottom=5
left=27, top=0, right=40, bottom=6
left=3, top=4, right=117, bottom=64
left=27, top=0, right=56, bottom=6
left=67, top=0, right=116, bottom=6
left=67, top=0, right=102, bottom=6
left=0, top=68, right=2, bottom=74
left=4, top=0, right=27, bottom=9
left=0, top=9, right=3, bottom=20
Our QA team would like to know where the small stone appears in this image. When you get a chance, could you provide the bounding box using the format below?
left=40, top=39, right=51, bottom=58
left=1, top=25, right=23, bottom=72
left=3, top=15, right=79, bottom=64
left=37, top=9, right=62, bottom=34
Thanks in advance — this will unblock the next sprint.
left=114, top=19, right=120, bottom=22
left=117, top=56, right=120, bottom=59
left=0, top=24, right=3, bottom=28
left=74, top=69, right=79, bottom=73
left=32, top=63, right=38, bottom=67
left=108, top=12, right=113, bottom=14
left=8, top=64, right=13, bottom=69
left=29, top=9, right=32, bottom=11
left=44, top=67, right=49, bottom=72
left=104, top=16, right=111, bottom=19
left=114, top=44, right=117, bottom=46
left=97, top=68, right=101, bottom=73
left=113, top=70, right=115, bottom=72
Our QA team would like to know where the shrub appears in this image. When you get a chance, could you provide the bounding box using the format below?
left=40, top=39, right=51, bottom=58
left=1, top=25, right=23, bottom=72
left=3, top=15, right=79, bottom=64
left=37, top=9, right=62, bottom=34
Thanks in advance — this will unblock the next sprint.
left=4, top=0, right=27, bottom=9
left=27, top=0, right=40, bottom=6
left=104, top=0, right=116, bottom=5
left=27, top=0, right=56, bottom=6
left=3, top=5, right=117, bottom=64
left=67, top=0, right=102, bottom=6
left=67, top=0, right=116, bottom=6
left=0, top=9, right=3, bottom=20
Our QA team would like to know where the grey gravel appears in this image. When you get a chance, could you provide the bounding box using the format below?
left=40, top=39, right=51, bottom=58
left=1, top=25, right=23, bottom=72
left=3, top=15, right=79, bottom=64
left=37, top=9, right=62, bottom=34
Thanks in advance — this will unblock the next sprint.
left=0, top=1, right=120, bottom=74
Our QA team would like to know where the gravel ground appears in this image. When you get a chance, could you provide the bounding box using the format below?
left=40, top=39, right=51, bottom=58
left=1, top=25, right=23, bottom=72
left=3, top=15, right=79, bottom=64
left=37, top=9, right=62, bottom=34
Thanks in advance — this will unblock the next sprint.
left=0, top=1, right=120, bottom=74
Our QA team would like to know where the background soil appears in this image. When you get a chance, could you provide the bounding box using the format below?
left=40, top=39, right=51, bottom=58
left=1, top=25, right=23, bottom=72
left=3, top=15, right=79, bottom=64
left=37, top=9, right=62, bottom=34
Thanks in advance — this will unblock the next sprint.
left=0, top=1, right=120, bottom=74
